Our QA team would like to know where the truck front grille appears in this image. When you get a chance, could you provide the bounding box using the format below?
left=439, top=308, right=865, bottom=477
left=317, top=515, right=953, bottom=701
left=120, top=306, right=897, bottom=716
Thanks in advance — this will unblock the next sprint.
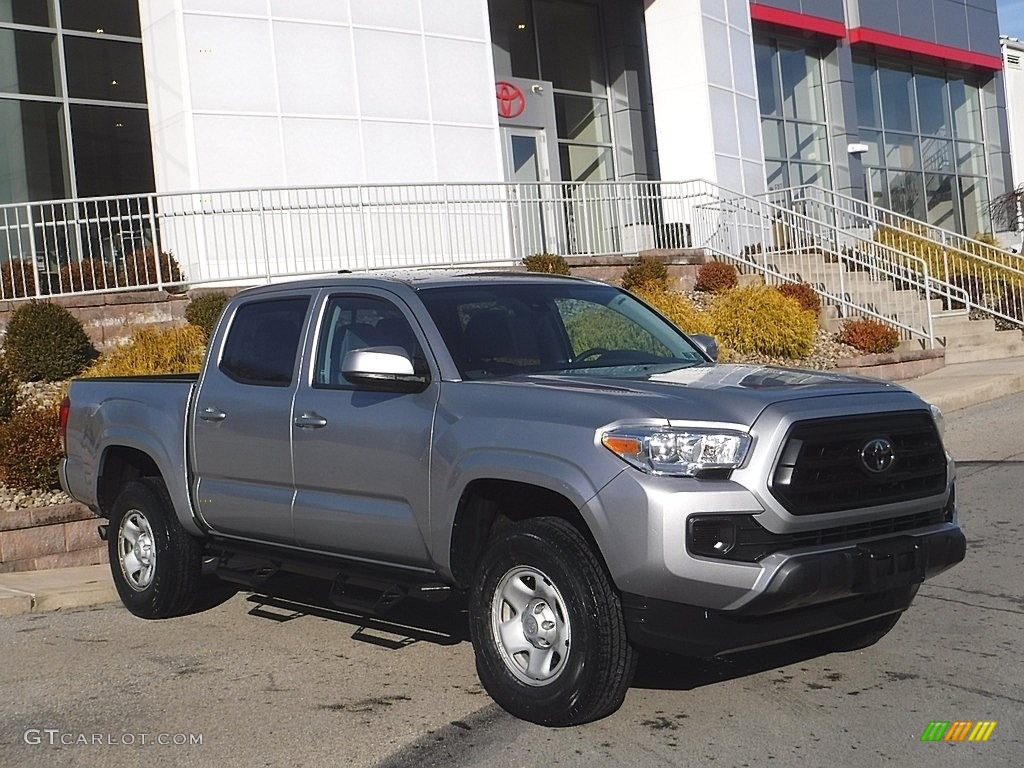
left=769, top=412, right=947, bottom=515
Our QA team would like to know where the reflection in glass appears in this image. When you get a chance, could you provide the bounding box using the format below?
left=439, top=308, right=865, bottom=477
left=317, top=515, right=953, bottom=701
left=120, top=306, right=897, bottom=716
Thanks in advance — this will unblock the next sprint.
left=535, top=0, right=605, bottom=94
left=956, top=142, right=986, bottom=176
left=59, top=0, right=142, bottom=38
left=925, top=173, right=958, bottom=231
left=0, top=98, right=69, bottom=203
left=959, top=176, right=989, bottom=236
left=70, top=104, right=154, bottom=197
left=0, top=28, right=58, bottom=96
left=866, top=167, right=888, bottom=208
left=879, top=65, right=915, bottom=132
left=488, top=0, right=539, bottom=80
left=559, top=144, right=613, bottom=182
left=853, top=60, right=879, bottom=128
left=920, top=137, right=954, bottom=174
left=765, top=160, right=789, bottom=189
left=554, top=93, right=611, bottom=144
left=64, top=36, right=147, bottom=103
left=916, top=72, right=950, bottom=136
left=510, top=135, right=540, bottom=182
left=889, top=171, right=926, bottom=220
left=755, top=40, right=780, bottom=117
left=785, top=122, right=828, bottom=162
left=950, top=78, right=983, bottom=142
left=884, top=133, right=921, bottom=171
left=0, top=0, right=51, bottom=26
left=779, top=43, right=825, bottom=122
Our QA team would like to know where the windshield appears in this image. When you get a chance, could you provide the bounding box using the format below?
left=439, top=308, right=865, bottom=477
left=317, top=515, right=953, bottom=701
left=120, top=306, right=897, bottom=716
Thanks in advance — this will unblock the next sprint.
left=417, top=281, right=707, bottom=381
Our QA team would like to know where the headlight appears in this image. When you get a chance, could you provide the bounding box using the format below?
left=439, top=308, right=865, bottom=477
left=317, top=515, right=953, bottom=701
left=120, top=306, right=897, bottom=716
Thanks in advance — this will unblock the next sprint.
left=601, top=427, right=752, bottom=477
left=930, top=403, right=945, bottom=441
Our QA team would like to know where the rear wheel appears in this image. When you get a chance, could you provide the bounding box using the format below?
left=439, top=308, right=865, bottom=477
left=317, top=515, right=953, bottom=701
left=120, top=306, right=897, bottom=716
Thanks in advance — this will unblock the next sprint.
left=809, top=612, right=902, bottom=653
left=469, top=517, right=637, bottom=726
left=108, top=478, right=203, bottom=619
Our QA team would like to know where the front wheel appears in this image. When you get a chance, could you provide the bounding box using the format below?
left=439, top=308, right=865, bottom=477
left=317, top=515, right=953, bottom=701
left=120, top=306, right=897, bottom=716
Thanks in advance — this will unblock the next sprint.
left=108, top=478, right=203, bottom=619
left=469, top=517, right=637, bottom=726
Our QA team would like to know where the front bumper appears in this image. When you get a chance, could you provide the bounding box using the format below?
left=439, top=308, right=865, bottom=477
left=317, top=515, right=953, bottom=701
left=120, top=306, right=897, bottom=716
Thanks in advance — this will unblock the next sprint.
left=622, top=524, right=965, bottom=656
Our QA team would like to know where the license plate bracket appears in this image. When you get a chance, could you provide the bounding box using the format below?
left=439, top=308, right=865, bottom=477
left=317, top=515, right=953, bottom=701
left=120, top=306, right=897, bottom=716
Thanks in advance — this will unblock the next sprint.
left=855, top=537, right=925, bottom=593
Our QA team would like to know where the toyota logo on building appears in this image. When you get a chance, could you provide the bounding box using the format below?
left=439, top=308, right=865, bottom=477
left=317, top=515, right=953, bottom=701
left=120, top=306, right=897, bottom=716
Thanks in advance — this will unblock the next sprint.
left=860, top=437, right=896, bottom=474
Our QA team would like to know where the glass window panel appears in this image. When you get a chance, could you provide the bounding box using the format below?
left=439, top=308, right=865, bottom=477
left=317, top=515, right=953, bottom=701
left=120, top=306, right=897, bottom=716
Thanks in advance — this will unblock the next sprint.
left=796, top=163, right=831, bottom=188
left=554, top=93, right=611, bottom=144
left=866, top=167, right=889, bottom=208
left=0, top=97, right=69, bottom=204
left=510, top=135, right=540, bottom=182
left=779, top=43, right=824, bottom=121
left=488, top=0, right=538, bottom=80
left=63, top=36, right=146, bottom=102
left=925, top=173, right=958, bottom=231
left=70, top=104, right=154, bottom=197
left=920, top=136, right=953, bottom=173
left=956, top=141, right=987, bottom=176
left=916, top=71, right=951, bottom=136
left=950, top=78, right=983, bottom=142
left=558, top=143, right=613, bottom=182
left=59, top=0, right=141, bottom=38
left=884, top=132, right=921, bottom=171
left=959, top=176, right=989, bottom=236
left=860, top=129, right=882, bottom=166
left=0, top=28, right=58, bottom=96
left=754, top=39, right=780, bottom=117
left=535, top=0, right=605, bottom=94
left=765, top=160, right=789, bottom=189
left=879, top=64, right=915, bottom=132
left=761, top=118, right=785, bottom=159
left=889, top=170, right=926, bottom=220
left=221, top=298, right=309, bottom=387
left=0, top=0, right=51, bottom=26
left=854, top=58, right=879, bottom=128
left=785, top=122, right=829, bottom=163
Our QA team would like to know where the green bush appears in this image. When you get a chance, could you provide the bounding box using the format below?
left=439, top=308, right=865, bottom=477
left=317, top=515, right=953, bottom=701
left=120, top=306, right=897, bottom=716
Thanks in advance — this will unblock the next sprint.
left=708, top=286, right=817, bottom=358
left=0, top=357, right=18, bottom=420
left=83, top=325, right=207, bottom=378
left=694, top=261, right=739, bottom=293
left=0, top=401, right=62, bottom=490
left=4, top=300, right=96, bottom=381
left=522, top=252, right=571, bottom=276
left=0, top=260, right=38, bottom=299
left=621, top=256, right=669, bottom=293
left=838, top=318, right=900, bottom=354
left=185, top=292, right=231, bottom=339
left=775, top=282, right=821, bottom=314
left=634, top=286, right=714, bottom=335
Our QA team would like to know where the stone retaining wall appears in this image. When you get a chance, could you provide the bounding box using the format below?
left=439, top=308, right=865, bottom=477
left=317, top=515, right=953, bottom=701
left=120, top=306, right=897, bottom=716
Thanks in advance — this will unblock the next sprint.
left=0, top=504, right=106, bottom=573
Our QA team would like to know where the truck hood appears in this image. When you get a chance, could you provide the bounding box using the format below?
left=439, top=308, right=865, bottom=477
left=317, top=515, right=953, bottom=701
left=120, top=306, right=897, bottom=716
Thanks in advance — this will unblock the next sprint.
left=518, top=363, right=912, bottom=426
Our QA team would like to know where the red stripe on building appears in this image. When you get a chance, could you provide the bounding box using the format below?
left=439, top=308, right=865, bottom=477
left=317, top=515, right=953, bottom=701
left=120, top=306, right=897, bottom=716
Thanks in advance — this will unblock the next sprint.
left=749, top=3, right=846, bottom=38
left=848, top=27, right=1003, bottom=70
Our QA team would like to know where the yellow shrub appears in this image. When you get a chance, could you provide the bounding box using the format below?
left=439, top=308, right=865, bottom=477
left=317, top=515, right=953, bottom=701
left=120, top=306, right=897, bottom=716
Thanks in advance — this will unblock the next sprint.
left=634, top=287, right=714, bottom=336
left=708, top=286, right=817, bottom=358
left=82, top=325, right=207, bottom=378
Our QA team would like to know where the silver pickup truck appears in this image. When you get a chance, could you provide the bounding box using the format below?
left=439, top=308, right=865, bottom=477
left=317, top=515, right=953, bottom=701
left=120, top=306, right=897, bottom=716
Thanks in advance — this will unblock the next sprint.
left=60, top=272, right=965, bottom=726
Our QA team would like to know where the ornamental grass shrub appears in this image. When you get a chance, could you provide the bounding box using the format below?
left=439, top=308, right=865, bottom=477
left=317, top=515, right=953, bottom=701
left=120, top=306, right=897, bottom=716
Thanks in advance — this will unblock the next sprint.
left=693, top=261, right=739, bottom=293
left=708, top=285, right=817, bottom=358
left=633, top=286, right=714, bottom=336
left=0, top=400, right=62, bottom=490
left=775, top=281, right=821, bottom=314
left=522, top=252, right=571, bottom=276
left=82, top=325, right=207, bottom=378
left=620, top=256, right=669, bottom=293
left=837, top=318, right=901, bottom=354
left=3, top=300, right=96, bottom=381
left=185, top=292, right=231, bottom=339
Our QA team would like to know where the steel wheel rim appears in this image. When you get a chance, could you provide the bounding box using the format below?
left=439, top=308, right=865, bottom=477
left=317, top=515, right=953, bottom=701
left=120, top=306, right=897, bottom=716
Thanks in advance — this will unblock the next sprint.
left=490, top=565, right=572, bottom=687
left=117, top=509, right=156, bottom=591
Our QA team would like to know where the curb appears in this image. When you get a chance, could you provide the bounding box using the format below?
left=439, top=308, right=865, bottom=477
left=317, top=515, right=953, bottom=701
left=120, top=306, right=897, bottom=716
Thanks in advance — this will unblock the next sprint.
left=903, top=372, right=1024, bottom=413
left=0, top=564, right=117, bottom=617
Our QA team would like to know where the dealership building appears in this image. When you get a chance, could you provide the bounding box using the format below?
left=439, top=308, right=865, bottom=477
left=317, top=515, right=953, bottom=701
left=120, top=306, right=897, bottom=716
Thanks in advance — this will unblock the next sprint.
left=0, top=0, right=1013, bottom=237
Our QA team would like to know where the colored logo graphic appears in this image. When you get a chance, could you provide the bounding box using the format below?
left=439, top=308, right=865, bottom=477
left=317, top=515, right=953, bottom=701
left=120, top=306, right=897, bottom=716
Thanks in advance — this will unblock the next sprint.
left=496, top=81, right=526, bottom=119
left=920, top=721, right=997, bottom=742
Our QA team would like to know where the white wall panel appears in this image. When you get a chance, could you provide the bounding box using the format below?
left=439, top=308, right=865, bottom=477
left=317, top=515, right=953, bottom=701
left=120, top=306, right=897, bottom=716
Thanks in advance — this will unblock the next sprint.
left=354, top=29, right=430, bottom=120
left=282, top=118, right=364, bottom=185
left=421, top=0, right=488, bottom=39
left=274, top=22, right=357, bottom=116
left=350, top=0, right=421, bottom=32
left=184, top=15, right=276, bottom=112
left=271, top=0, right=351, bottom=24
left=434, top=126, right=503, bottom=181
left=425, top=37, right=495, bottom=124
left=194, top=115, right=284, bottom=187
left=361, top=121, right=435, bottom=182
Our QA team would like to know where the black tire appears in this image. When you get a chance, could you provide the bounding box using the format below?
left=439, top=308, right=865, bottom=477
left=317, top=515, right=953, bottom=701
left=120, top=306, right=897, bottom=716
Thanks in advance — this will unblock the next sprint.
left=107, top=478, right=203, bottom=619
left=469, top=517, right=637, bottom=726
left=809, top=612, right=902, bottom=653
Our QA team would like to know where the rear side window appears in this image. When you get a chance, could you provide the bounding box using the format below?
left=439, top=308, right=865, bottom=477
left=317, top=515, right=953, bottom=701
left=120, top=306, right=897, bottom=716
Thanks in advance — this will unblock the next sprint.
left=220, top=297, right=309, bottom=386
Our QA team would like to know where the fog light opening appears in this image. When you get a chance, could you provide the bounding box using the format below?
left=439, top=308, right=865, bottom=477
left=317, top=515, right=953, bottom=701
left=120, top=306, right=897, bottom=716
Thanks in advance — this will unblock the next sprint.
left=688, top=518, right=738, bottom=558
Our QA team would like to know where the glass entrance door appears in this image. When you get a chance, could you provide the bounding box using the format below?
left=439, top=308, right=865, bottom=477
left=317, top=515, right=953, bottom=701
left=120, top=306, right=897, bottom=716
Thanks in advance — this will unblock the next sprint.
left=502, top=127, right=556, bottom=256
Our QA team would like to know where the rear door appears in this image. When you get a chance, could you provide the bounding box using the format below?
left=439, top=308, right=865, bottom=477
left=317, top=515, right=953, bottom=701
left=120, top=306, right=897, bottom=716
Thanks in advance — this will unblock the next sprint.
left=191, top=292, right=312, bottom=544
left=290, top=290, right=437, bottom=566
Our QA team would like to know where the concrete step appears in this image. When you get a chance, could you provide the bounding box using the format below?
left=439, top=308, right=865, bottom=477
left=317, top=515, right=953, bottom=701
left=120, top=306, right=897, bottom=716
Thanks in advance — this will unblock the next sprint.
left=932, top=315, right=995, bottom=335
left=944, top=337, right=1024, bottom=364
left=941, top=330, right=1021, bottom=350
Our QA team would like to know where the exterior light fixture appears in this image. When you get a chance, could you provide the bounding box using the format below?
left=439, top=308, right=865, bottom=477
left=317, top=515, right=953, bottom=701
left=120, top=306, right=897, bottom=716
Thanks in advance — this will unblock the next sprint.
left=517, top=23, right=527, bottom=29
left=95, top=28, right=104, bottom=34
left=110, top=79, right=118, bottom=85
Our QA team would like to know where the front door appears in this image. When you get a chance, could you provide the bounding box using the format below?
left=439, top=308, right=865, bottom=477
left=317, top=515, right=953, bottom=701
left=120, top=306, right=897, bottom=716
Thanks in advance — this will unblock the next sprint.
left=502, top=127, right=556, bottom=256
left=290, top=290, right=437, bottom=568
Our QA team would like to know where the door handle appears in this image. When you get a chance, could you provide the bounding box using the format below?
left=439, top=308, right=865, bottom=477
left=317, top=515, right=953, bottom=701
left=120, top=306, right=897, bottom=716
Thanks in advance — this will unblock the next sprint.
left=199, top=407, right=227, bottom=422
left=294, top=412, right=328, bottom=429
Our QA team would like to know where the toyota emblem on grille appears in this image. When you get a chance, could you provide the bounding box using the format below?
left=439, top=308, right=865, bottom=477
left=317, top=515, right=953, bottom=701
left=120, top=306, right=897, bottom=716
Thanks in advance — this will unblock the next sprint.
left=860, top=437, right=896, bottom=474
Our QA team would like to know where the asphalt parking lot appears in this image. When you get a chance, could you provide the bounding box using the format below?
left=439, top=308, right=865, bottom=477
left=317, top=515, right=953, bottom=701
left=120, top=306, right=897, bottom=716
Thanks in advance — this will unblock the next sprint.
left=1, top=394, right=1021, bottom=768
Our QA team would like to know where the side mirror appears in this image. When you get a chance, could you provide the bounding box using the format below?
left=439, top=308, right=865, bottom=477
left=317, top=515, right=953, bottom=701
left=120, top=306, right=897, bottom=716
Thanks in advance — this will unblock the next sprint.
left=690, top=334, right=719, bottom=362
left=341, top=347, right=427, bottom=391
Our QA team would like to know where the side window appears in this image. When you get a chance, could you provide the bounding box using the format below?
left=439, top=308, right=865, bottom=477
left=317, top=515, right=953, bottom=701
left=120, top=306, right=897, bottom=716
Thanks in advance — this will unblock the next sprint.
left=314, top=295, right=426, bottom=387
left=220, top=297, right=309, bottom=386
